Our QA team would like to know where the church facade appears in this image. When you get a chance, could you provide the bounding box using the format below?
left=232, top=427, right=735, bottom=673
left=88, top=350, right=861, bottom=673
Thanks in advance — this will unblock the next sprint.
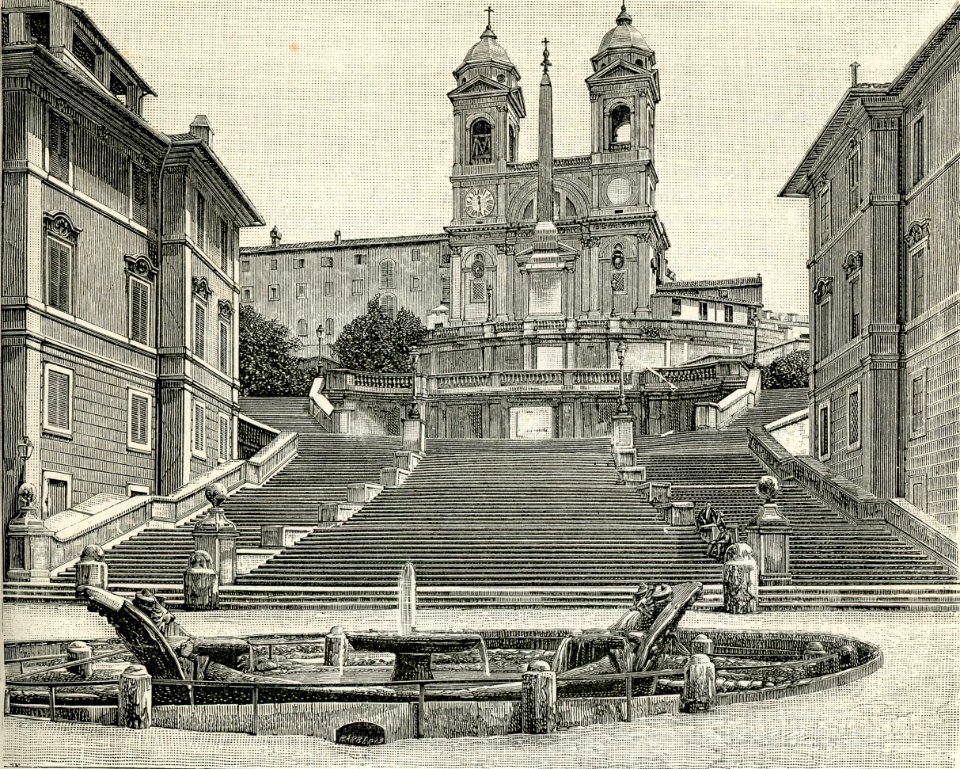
left=308, top=7, right=801, bottom=440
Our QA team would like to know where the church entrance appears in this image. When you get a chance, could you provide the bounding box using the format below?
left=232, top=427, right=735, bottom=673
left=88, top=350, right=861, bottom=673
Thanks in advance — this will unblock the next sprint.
left=509, top=406, right=555, bottom=439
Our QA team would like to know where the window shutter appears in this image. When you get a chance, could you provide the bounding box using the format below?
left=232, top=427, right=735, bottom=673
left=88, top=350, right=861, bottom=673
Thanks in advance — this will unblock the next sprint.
left=219, top=415, right=230, bottom=460
left=130, top=280, right=149, bottom=344
left=132, top=167, right=149, bottom=226
left=194, top=403, right=205, bottom=451
left=46, top=370, right=71, bottom=431
left=48, top=239, right=71, bottom=311
left=130, top=393, right=149, bottom=447
left=49, top=112, right=70, bottom=181
left=219, top=321, right=229, bottom=373
left=194, top=303, right=206, bottom=359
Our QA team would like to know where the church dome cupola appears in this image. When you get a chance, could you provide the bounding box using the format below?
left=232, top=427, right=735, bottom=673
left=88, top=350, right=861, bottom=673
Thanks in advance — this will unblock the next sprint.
left=594, top=3, right=654, bottom=70
left=454, top=9, right=520, bottom=86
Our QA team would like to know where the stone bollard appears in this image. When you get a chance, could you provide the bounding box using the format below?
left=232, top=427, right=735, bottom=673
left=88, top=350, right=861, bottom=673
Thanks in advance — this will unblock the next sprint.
left=74, top=545, right=109, bottom=598
left=324, top=625, right=348, bottom=672
left=183, top=550, right=219, bottom=611
left=682, top=652, right=716, bottom=712
left=723, top=543, right=760, bottom=614
left=66, top=641, right=93, bottom=678
left=118, top=664, right=152, bottom=729
left=521, top=660, right=557, bottom=734
left=690, top=634, right=714, bottom=656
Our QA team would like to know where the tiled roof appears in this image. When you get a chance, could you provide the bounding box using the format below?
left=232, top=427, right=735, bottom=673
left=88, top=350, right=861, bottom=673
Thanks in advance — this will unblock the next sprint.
left=241, top=233, right=449, bottom=255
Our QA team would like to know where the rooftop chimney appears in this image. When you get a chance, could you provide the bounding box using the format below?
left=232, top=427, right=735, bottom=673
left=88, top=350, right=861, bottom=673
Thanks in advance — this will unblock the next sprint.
left=189, top=114, right=213, bottom=144
left=270, top=226, right=282, bottom=247
left=334, top=230, right=341, bottom=244
left=850, top=62, right=859, bottom=87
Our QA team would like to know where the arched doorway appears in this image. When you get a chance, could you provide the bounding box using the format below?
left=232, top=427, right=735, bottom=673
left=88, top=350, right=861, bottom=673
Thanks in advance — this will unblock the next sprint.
left=335, top=721, right=386, bottom=746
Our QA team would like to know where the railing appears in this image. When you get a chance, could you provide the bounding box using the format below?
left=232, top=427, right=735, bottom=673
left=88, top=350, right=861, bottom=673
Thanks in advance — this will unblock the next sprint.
left=572, top=370, right=620, bottom=386
left=746, top=427, right=957, bottom=572
left=354, top=372, right=412, bottom=390
left=237, top=413, right=280, bottom=460
left=39, top=431, right=298, bottom=577
left=435, top=372, right=491, bottom=390
left=534, top=319, right=566, bottom=331
left=695, top=368, right=761, bottom=430
left=501, top=370, right=564, bottom=387
left=4, top=679, right=119, bottom=722
left=495, top=321, right=523, bottom=333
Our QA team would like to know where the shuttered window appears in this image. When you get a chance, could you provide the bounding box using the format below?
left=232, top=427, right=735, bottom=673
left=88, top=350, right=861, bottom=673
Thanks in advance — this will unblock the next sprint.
left=220, top=220, right=230, bottom=273
left=193, top=401, right=205, bottom=453
left=196, top=191, right=206, bottom=246
left=132, top=166, right=149, bottom=226
left=48, top=110, right=71, bottom=182
left=129, top=278, right=150, bottom=344
left=219, top=321, right=230, bottom=374
left=379, top=260, right=396, bottom=289
left=128, top=391, right=151, bottom=450
left=44, top=366, right=72, bottom=434
left=219, top=414, right=231, bottom=461
left=47, top=237, right=72, bottom=311
left=194, top=302, right=206, bottom=360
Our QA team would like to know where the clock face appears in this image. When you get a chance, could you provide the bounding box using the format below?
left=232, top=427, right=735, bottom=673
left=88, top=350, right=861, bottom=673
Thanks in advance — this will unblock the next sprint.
left=607, top=177, right=632, bottom=206
left=471, top=258, right=486, bottom=279
left=465, top=187, right=495, bottom=218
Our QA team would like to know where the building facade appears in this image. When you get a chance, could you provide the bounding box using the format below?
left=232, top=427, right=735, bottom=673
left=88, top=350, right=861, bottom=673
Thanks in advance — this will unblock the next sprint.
left=781, top=6, right=959, bottom=525
left=240, top=233, right=448, bottom=361
left=1, top=0, right=262, bottom=539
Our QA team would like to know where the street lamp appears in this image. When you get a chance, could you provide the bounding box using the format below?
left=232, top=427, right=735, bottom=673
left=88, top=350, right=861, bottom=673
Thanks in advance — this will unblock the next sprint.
left=609, top=275, right=618, bottom=318
left=408, top=347, right=421, bottom=419
left=16, top=436, right=33, bottom=485
left=486, top=283, right=494, bottom=322
left=616, top=340, right=628, bottom=414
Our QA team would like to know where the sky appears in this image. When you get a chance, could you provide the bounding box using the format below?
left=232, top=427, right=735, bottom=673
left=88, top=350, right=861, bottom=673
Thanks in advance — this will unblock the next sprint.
left=81, top=0, right=956, bottom=315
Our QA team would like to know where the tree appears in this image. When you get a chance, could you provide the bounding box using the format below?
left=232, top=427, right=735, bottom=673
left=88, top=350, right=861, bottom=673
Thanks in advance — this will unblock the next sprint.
left=238, top=305, right=314, bottom=396
left=333, top=296, right=427, bottom=372
left=760, top=349, right=809, bottom=390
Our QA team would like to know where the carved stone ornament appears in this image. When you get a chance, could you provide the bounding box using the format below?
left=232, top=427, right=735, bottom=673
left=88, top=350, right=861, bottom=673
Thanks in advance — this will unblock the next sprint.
left=124, top=253, right=159, bottom=281
left=904, top=219, right=930, bottom=247
left=637, top=326, right=661, bottom=339
left=17, top=482, right=37, bottom=510
left=217, top=299, right=234, bottom=320
left=439, top=251, right=452, bottom=266
left=43, top=211, right=82, bottom=241
left=813, top=277, right=833, bottom=305
left=842, top=251, right=863, bottom=277
left=192, top=276, right=214, bottom=300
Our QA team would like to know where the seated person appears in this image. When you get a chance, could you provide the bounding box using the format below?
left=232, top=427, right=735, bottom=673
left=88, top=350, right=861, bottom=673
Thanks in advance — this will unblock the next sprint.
left=707, top=526, right=733, bottom=561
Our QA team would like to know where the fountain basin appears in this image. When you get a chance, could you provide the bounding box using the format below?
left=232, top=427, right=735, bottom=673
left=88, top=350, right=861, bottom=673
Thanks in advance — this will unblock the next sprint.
left=347, top=632, right=486, bottom=681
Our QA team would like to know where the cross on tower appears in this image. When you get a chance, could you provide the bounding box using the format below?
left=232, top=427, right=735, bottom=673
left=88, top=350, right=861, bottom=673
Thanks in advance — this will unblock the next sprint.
left=485, top=6, right=494, bottom=28
left=542, top=37, right=551, bottom=71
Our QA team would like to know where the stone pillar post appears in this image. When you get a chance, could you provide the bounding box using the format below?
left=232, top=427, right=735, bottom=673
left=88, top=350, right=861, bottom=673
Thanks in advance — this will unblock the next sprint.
left=612, top=413, right=635, bottom=449
left=682, top=652, right=716, bottom=712
left=521, top=660, right=557, bottom=734
left=118, top=665, right=152, bottom=729
left=66, top=641, right=93, bottom=678
left=324, top=625, right=348, bottom=671
left=183, top=550, right=219, bottom=610
left=722, top=543, right=760, bottom=614
left=6, top=483, right=53, bottom=583
left=192, top=484, right=239, bottom=586
left=690, top=634, right=713, bottom=656
left=401, top=417, right=426, bottom=454
left=746, top=476, right=792, bottom=585
left=74, top=545, right=109, bottom=598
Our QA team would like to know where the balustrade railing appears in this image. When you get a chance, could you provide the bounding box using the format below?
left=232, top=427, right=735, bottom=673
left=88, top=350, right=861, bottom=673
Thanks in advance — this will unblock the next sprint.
left=500, top=370, right=564, bottom=387
left=572, top=370, right=620, bottom=386
left=237, top=414, right=280, bottom=460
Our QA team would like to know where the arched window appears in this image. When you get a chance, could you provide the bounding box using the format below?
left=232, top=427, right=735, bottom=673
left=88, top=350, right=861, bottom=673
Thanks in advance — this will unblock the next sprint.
left=380, top=293, right=397, bottom=319
left=379, top=259, right=395, bottom=289
left=296, top=318, right=307, bottom=336
left=325, top=317, right=334, bottom=336
left=470, top=119, right=492, bottom=164
left=611, top=105, right=631, bottom=149
left=509, top=125, right=517, bottom=162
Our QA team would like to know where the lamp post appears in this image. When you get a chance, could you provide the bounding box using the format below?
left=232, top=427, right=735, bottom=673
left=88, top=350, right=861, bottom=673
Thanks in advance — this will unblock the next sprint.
left=616, top=340, right=628, bottom=414
left=408, top=347, right=421, bottom=419
left=486, top=283, right=494, bottom=322
left=16, top=436, right=33, bottom=486
left=609, top=275, right=618, bottom=318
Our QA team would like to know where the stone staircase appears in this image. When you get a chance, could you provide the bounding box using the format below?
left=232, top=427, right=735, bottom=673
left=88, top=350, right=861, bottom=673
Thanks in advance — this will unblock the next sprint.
left=727, top=387, right=808, bottom=430
left=237, top=438, right=718, bottom=588
left=55, top=398, right=400, bottom=588
left=632, top=429, right=953, bottom=584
